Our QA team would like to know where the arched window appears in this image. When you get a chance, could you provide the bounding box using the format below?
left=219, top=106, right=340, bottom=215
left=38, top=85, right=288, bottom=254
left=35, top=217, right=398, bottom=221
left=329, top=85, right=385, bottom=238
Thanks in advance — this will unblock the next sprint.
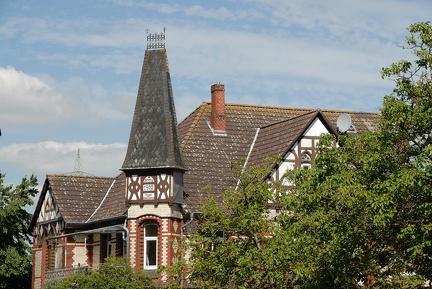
left=301, top=152, right=311, bottom=161
left=144, top=223, right=158, bottom=270
left=301, top=152, right=312, bottom=170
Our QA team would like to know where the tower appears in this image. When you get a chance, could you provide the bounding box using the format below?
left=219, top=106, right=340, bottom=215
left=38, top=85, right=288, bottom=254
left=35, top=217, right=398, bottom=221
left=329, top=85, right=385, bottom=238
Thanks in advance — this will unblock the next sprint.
left=121, top=32, right=186, bottom=278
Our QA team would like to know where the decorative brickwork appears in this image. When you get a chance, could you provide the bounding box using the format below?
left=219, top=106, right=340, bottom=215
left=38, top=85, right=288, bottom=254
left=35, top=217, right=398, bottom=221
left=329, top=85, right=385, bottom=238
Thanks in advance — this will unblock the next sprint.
left=161, top=236, right=169, bottom=266
left=129, top=219, right=137, bottom=268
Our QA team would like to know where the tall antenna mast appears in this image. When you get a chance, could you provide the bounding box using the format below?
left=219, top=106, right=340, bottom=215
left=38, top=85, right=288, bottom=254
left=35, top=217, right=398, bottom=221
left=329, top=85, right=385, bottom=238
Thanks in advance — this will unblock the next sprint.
left=73, top=149, right=84, bottom=175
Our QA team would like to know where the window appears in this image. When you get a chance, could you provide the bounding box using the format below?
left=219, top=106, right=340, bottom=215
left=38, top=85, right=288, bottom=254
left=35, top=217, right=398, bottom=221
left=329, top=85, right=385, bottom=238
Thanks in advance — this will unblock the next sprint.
left=301, top=152, right=311, bottom=161
left=202, top=231, right=224, bottom=253
left=144, top=224, right=158, bottom=270
left=301, top=152, right=312, bottom=170
left=106, top=234, right=112, bottom=257
left=301, top=163, right=311, bottom=170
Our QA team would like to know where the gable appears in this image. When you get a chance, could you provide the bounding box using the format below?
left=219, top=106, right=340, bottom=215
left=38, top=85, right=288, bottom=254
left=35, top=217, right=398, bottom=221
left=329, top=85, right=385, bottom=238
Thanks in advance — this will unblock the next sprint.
left=178, top=102, right=379, bottom=211
left=37, top=189, right=61, bottom=224
left=269, top=115, right=333, bottom=182
left=304, top=117, right=330, bottom=137
left=246, top=111, right=320, bottom=169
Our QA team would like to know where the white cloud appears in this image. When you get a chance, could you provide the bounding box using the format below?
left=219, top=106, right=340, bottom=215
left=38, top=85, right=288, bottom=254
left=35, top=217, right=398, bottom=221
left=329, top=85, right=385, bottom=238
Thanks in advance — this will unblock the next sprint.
left=0, top=66, right=71, bottom=125
left=58, top=76, right=134, bottom=124
left=0, top=66, right=135, bottom=129
left=1, top=0, right=429, bottom=211
left=1, top=141, right=127, bottom=184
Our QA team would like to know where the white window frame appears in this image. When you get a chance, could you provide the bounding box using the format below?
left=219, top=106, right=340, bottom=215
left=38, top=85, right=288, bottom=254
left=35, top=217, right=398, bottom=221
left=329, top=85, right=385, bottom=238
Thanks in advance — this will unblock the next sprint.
left=144, top=224, right=158, bottom=270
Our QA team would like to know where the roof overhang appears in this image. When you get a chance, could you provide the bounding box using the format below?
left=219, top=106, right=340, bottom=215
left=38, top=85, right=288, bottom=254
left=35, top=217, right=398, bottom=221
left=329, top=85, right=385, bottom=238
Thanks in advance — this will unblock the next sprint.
left=46, top=224, right=127, bottom=240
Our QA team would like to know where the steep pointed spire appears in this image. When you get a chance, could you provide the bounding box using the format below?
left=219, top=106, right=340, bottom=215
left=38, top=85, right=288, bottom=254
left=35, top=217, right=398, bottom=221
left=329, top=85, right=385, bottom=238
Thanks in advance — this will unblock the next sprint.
left=122, top=49, right=185, bottom=171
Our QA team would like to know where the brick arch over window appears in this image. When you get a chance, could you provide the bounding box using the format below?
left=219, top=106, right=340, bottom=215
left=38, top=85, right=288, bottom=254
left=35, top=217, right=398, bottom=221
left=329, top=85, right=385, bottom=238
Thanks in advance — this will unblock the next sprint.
left=137, top=216, right=162, bottom=270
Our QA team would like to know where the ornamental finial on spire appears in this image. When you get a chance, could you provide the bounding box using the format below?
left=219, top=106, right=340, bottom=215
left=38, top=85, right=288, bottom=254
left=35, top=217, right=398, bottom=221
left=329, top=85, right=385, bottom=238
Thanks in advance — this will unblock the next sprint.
left=146, top=28, right=166, bottom=50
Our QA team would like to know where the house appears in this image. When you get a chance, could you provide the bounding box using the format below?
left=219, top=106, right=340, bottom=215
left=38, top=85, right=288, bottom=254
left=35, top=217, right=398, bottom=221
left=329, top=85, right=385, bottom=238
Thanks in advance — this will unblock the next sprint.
left=29, top=43, right=379, bottom=289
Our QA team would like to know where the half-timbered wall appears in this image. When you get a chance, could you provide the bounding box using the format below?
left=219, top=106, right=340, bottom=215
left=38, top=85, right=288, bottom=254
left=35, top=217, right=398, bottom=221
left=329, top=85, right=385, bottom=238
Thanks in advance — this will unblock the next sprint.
left=38, top=189, right=60, bottom=223
left=270, top=118, right=330, bottom=183
left=127, top=173, right=183, bottom=204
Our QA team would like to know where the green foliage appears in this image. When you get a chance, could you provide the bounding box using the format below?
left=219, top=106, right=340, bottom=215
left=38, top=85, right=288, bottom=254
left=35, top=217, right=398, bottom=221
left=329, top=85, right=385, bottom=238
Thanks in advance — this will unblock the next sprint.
left=279, top=21, right=432, bottom=288
left=379, top=21, right=432, bottom=282
left=168, top=22, right=432, bottom=289
left=182, top=160, right=291, bottom=288
left=0, top=173, right=38, bottom=289
left=45, top=257, right=156, bottom=289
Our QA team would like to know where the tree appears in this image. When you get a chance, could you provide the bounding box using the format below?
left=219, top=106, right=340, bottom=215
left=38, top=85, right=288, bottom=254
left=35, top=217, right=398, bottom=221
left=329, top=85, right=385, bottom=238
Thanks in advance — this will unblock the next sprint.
left=172, top=22, right=432, bottom=289
left=178, top=161, right=292, bottom=289
left=278, top=21, right=432, bottom=288
left=0, top=173, right=38, bottom=289
left=380, top=20, right=432, bottom=282
left=45, top=257, right=156, bottom=289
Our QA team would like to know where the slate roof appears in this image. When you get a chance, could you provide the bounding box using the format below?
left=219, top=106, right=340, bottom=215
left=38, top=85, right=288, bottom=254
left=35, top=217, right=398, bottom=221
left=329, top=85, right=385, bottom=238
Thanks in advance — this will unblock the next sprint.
left=30, top=45, right=380, bottom=226
left=178, top=102, right=379, bottom=210
left=122, top=49, right=185, bottom=171
left=30, top=103, right=378, bottom=225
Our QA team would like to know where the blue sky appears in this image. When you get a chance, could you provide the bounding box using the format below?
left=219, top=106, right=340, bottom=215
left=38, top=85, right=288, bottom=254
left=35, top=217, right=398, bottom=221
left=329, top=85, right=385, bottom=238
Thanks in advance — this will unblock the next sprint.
left=0, top=0, right=431, bottom=189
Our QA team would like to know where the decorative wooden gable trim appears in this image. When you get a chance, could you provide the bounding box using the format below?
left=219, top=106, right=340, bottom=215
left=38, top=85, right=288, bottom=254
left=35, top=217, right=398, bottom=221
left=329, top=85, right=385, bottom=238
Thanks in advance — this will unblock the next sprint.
left=37, top=189, right=60, bottom=223
left=126, top=173, right=173, bottom=205
left=271, top=115, right=334, bottom=182
left=32, top=188, right=64, bottom=243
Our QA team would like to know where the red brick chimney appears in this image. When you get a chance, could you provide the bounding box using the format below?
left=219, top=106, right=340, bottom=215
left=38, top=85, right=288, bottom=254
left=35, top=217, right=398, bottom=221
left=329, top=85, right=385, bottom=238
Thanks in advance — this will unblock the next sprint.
left=210, top=83, right=226, bottom=132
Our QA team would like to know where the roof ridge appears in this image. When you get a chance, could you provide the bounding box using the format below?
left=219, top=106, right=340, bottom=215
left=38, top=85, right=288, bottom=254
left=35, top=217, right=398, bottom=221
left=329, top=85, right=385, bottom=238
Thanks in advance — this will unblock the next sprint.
left=259, top=110, right=318, bottom=130
left=47, top=174, right=115, bottom=179
left=202, top=101, right=378, bottom=115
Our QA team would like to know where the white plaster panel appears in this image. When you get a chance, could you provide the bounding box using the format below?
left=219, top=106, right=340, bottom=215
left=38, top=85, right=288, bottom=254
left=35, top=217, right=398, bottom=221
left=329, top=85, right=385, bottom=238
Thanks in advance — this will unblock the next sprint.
left=285, top=152, right=295, bottom=160
left=304, top=118, right=329, bottom=137
left=283, top=142, right=298, bottom=160
left=270, top=161, right=295, bottom=182
left=278, top=162, right=295, bottom=176
left=301, top=138, right=312, bottom=147
left=157, top=174, right=171, bottom=199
